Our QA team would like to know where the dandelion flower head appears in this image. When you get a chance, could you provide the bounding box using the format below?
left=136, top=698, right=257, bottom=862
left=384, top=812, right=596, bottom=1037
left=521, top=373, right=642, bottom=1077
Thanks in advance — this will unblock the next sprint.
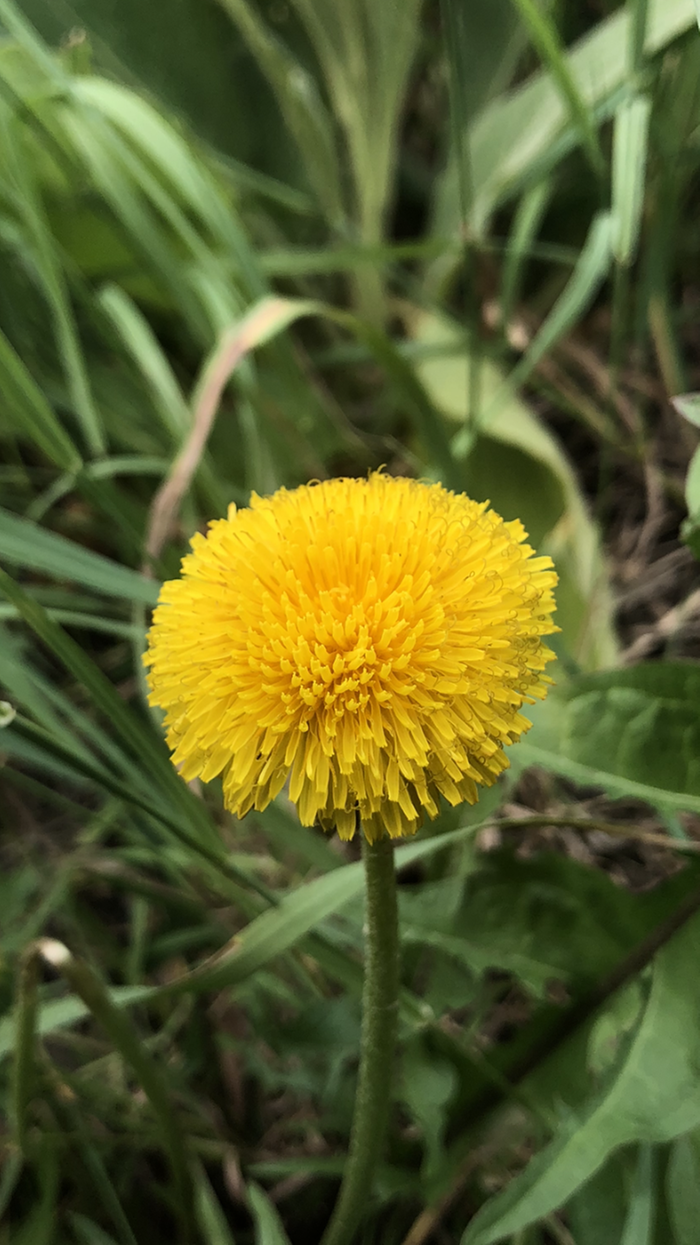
left=144, top=475, right=557, bottom=842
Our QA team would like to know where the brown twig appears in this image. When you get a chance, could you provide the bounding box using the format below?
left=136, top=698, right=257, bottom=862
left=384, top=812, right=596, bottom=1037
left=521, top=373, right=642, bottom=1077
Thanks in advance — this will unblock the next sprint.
left=620, top=585, right=700, bottom=665
left=143, top=298, right=294, bottom=570
left=492, top=814, right=700, bottom=854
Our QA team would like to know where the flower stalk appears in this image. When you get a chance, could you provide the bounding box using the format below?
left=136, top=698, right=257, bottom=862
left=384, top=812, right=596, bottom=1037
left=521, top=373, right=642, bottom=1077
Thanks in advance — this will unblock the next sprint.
left=321, top=833, right=400, bottom=1245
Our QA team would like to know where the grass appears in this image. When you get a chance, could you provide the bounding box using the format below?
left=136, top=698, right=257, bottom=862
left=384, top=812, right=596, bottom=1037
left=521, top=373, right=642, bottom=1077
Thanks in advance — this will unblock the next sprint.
left=2, top=1, right=700, bottom=1242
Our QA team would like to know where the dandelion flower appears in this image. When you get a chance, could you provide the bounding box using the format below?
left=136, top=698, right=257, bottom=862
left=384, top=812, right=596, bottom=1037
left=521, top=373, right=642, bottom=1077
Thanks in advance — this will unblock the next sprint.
left=144, top=475, right=557, bottom=842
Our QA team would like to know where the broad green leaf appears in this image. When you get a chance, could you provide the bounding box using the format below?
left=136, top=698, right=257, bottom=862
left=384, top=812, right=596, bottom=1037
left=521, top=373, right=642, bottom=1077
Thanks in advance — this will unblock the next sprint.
left=401, top=1039, right=458, bottom=1177
left=522, top=662, right=700, bottom=813
left=462, top=910, right=700, bottom=1243
left=408, top=308, right=617, bottom=668
left=684, top=444, right=700, bottom=515
left=247, top=1183, right=291, bottom=1245
left=0, top=326, right=81, bottom=472
left=402, top=851, right=651, bottom=1014
left=434, top=0, right=696, bottom=236
left=587, top=981, right=644, bottom=1079
left=509, top=0, right=604, bottom=177
left=517, top=740, right=700, bottom=815
left=566, top=1154, right=630, bottom=1245
left=667, top=1132, right=700, bottom=1245
left=673, top=392, right=700, bottom=428
left=0, top=506, right=159, bottom=604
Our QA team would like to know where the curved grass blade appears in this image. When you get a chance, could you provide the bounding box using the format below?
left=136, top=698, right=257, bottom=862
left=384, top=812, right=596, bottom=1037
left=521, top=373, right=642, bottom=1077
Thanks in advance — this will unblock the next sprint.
left=0, top=507, right=158, bottom=604
left=98, top=285, right=191, bottom=440
left=34, top=938, right=196, bottom=1243
left=0, top=329, right=82, bottom=473
left=0, top=567, right=220, bottom=850
left=0, top=109, right=104, bottom=457
left=509, top=0, right=605, bottom=178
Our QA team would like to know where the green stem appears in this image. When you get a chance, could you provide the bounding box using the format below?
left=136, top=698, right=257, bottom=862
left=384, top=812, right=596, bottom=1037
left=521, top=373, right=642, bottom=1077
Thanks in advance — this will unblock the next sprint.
left=321, top=833, right=400, bottom=1245
left=11, top=944, right=40, bottom=1154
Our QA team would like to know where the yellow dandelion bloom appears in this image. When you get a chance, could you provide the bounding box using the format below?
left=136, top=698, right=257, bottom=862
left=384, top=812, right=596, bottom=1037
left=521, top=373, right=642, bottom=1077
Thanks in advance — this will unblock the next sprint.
left=144, top=475, right=557, bottom=842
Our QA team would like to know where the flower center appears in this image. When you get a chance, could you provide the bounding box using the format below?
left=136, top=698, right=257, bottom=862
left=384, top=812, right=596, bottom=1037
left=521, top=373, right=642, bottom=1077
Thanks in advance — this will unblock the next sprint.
left=262, top=574, right=428, bottom=731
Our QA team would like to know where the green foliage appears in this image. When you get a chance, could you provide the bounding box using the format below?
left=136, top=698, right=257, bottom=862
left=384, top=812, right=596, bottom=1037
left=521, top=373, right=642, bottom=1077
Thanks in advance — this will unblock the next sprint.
left=1, top=0, right=700, bottom=1241
left=522, top=663, right=700, bottom=810
left=462, top=912, right=700, bottom=1243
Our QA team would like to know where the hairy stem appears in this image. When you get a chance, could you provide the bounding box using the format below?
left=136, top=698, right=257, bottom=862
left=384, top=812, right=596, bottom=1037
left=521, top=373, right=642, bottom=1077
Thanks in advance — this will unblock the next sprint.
left=321, top=833, right=400, bottom=1245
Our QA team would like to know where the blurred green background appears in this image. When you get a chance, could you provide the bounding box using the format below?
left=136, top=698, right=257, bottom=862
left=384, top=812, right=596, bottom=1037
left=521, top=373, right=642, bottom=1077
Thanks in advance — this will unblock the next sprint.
left=3, top=1, right=700, bottom=1242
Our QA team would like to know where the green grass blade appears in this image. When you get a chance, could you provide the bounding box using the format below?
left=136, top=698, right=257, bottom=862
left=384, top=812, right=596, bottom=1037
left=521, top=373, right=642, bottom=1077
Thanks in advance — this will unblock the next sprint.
left=0, top=506, right=158, bottom=604
left=69, top=1217, right=122, bottom=1245
left=194, top=1163, right=238, bottom=1245
left=0, top=568, right=222, bottom=850
left=516, top=740, right=700, bottom=815
left=36, top=938, right=196, bottom=1241
left=501, top=211, right=613, bottom=399
left=59, top=109, right=209, bottom=341
left=620, top=1145, right=655, bottom=1245
left=509, top=0, right=605, bottom=177
left=439, top=0, right=475, bottom=222
left=10, top=946, right=39, bottom=1154
left=4, top=717, right=204, bottom=855
left=0, top=109, right=105, bottom=457
left=630, top=0, right=652, bottom=73
left=0, top=0, right=64, bottom=81
left=247, top=1184, right=291, bottom=1245
left=433, top=0, right=696, bottom=235
left=0, top=817, right=491, bottom=1069
left=216, top=0, right=344, bottom=229
left=98, top=285, right=191, bottom=440
left=499, top=179, right=552, bottom=329
left=70, top=79, right=263, bottom=298
left=611, top=94, right=651, bottom=265
left=64, top=1157, right=137, bottom=1245
left=0, top=1151, right=23, bottom=1222
left=0, top=328, right=82, bottom=472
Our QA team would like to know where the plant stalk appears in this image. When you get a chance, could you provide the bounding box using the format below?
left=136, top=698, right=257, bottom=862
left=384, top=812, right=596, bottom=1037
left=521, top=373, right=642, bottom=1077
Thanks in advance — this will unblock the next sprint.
left=321, top=833, right=400, bottom=1245
left=34, top=938, right=196, bottom=1243
left=11, top=943, right=40, bottom=1154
